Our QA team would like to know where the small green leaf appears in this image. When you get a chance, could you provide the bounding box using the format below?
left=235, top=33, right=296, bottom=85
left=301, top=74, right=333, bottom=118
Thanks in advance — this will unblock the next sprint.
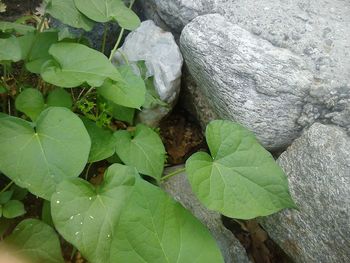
left=0, top=205, right=2, bottom=217
left=82, top=117, right=116, bottom=162
left=5, top=219, right=64, bottom=263
left=74, top=0, right=140, bottom=30
left=0, top=86, right=7, bottom=94
left=15, top=88, right=45, bottom=121
left=0, top=36, right=21, bottom=62
left=106, top=101, right=135, bottom=124
left=98, top=65, right=146, bottom=109
left=11, top=185, right=28, bottom=201
left=0, top=107, right=91, bottom=200
left=2, top=200, right=25, bottom=218
left=0, top=21, right=35, bottom=34
left=23, top=31, right=59, bottom=73
left=46, top=88, right=73, bottom=109
left=114, top=124, right=166, bottom=180
left=143, top=77, right=168, bottom=109
left=44, top=0, right=94, bottom=31
left=42, top=200, right=54, bottom=227
left=0, top=191, right=13, bottom=204
left=186, top=120, right=296, bottom=220
left=51, top=163, right=223, bottom=263
left=41, top=43, right=122, bottom=88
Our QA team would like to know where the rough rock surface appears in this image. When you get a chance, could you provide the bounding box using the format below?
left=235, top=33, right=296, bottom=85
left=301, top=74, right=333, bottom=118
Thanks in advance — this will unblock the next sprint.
left=113, top=20, right=183, bottom=126
left=181, top=14, right=313, bottom=149
left=162, top=166, right=251, bottom=263
left=261, top=123, right=350, bottom=263
left=140, top=0, right=350, bottom=148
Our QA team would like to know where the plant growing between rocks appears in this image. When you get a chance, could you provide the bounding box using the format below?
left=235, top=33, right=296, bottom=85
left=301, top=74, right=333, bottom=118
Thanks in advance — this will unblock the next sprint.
left=0, top=0, right=296, bottom=262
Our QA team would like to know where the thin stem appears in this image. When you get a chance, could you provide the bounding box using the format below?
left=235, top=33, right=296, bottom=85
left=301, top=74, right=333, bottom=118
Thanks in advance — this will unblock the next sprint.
left=1, top=181, right=14, bottom=193
left=101, top=23, right=108, bottom=54
left=108, top=0, right=136, bottom=61
left=160, top=168, right=186, bottom=182
left=109, top=27, right=124, bottom=61
left=85, top=163, right=93, bottom=180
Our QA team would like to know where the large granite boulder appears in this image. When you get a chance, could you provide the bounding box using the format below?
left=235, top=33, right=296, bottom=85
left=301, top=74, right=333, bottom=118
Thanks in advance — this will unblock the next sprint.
left=162, top=165, right=251, bottom=263
left=261, top=123, right=350, bottom=262
left=113, top=20, right=183, bottom=126
left=139, top=0, right=350, bottom=149
left=181, top=14, right=313, bottom=149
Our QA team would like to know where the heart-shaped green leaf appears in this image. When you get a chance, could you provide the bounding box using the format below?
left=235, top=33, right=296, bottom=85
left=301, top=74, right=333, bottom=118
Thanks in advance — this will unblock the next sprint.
left=0, top=107, right=91, bottom=200
left=15, top=88, right=45, bottom=121
left=82, top=117, right=116, bottom=162
left=46, top=88, right=73, bottom=109
left=0, top=21, right=35, bottom=34
left=0, top=191, right=13, bottom=204
left=186, top=120, right=296, bottom=219
left=51, top=163, right=223, bottom=263
left=18, top=31, right=59, bottom=73
left=74, top=0, right=140, bottom=30
left=44, top=0, right=94, bottom=31
left=4, top=219, right=64, bottom=263
left=41, top=43, right=122, bottom=88
left=0, top=36, right=21, bottom=62
left=98, top=65, right=146, bottom=109
left=2, top=200, right=25, bottom=218
left=114, top=124, right=166, bottom=180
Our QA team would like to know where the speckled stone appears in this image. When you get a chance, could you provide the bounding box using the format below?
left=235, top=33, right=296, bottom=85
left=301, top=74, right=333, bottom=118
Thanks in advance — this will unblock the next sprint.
left=261, top=123, right=350, bottom=262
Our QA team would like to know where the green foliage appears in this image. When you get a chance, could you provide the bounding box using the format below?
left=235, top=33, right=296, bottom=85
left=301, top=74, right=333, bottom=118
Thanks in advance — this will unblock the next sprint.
left=51, top=164, right=223, bottom=263
left=4, top=219, right=64, bottom=263
left=15, top=88, right=45, bottom=120
left=114, top=124, right=166, bottom=180
left=0, top=190, right=26, bottom=219
left=186, top=120, right=296, bottom=219
left=0, top=1, right=295, bottom=262
left=74, top=0, right=140, bottom=29
left=98, top=65, right=146, bottom=109
left=0, top=36, right=22, bottom=62
left=0, top=21, right=35, bottom=34
left=0, top=107, right=91, bottom=199
left=44, top=0, right=94, bottom=31
left=41, top=43, right=122, bottom=87
left=82, top=117, right=116, bottom=162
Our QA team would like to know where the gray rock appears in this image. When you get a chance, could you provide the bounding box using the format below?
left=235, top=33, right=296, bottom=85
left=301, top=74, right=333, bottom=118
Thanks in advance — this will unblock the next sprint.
left=180, top=14, right=313, bottom=149
left=139, top=0, right=350, bottom=147
left=261, top=123, right=350, bottom=263
left=113, top=20, right=183, bottom=126
left=162, top=165, right=251, bottom=263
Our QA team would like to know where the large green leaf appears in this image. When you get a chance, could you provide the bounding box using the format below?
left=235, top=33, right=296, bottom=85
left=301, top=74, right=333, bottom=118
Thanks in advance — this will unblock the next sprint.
left=74, top=0, right=140, bottom=30
left=15, top=88, right=45, bottom=121
left=0, top=107, right=91, bottom=200
left=82, top=117, right=116, bottom=162
left=0, top=36, right=21, bottom=62
left=186, top=120, right=296, bottom=219
left=114, top=124, right=165, bottom=180
left=98, top=65, right=146, bottom=109
left=41, top=43, right=122, bottom=88
left=51, top=163, right=223, bottom=263
left=4, top=219, right=64, bottom=263
left=0, top=21, right=35, bottom=34
left=44, top=0, right=94, bottom=31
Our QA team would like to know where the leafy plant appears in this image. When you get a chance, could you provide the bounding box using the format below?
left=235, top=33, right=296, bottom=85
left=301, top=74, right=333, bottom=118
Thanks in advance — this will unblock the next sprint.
left=0, top=0, right=295, bottom=262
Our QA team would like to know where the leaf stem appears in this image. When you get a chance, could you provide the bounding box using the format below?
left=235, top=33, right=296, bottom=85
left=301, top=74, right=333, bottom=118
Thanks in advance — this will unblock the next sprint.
left=101, top=23, right=108, bottom=54
left=108, top=0, right=136, bottom=61
left=1, top=181, right=14, bottom=193
left=160, top=168, right=186, bottom=182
